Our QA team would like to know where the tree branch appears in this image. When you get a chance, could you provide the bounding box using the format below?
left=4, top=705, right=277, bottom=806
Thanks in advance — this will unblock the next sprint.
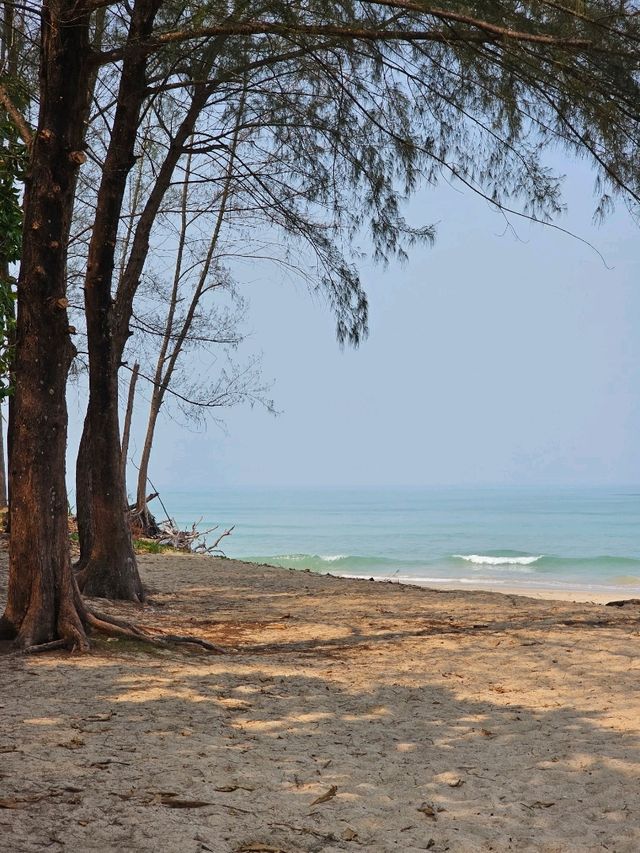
left=91, top=20, right=607, bottom=67
left=0, top=80, right=32, bottom=146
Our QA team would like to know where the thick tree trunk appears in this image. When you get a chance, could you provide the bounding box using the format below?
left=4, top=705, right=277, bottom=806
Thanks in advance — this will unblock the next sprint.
left=0, top=1, right=91, bottom=648
left=77, top=370, right=142, bottom=600
left=78, top=0, right=161, bottom=602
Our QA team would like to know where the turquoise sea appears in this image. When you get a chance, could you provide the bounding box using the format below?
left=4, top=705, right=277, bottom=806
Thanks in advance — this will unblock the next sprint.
left=160, top=486, right=640, bottom=596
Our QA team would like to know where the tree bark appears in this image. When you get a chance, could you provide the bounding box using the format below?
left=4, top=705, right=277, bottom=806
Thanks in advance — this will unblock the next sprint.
left=121, top=361, right=139, bottom=489
left=74, top=413, right=93, bottom=572
left=78, top=0, right=161, bottom=602
left=135, top=394, right=162, bottom=533
left=0, top=1, right=91, bottom=648
left=0, top=400, right=7, bottom=510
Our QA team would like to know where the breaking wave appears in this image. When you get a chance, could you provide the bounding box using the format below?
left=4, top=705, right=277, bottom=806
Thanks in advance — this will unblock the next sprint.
left=453, top=554, right=542, bottom=566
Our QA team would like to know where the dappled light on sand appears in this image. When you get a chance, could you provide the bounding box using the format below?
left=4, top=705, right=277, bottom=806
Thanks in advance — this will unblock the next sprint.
left=2, top=552, right=640, bottom=851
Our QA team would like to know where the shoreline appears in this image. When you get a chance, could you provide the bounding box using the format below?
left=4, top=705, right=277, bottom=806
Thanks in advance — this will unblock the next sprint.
left=335, top=572, right=635, bottom=604
left=233, top=555, right=640, bottom=607
left=243, top=560, right=640, bottom=605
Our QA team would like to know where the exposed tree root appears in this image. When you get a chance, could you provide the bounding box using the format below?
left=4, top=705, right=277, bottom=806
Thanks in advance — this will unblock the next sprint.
left=153, top=633, right=231, bottom=653
left=86, top=609, right=152, bottom=638
left=84, top=609, right=231, bottom=654
left=22, top=639, right=68, bottom=654
left=3, top=577, right=231, bottom=655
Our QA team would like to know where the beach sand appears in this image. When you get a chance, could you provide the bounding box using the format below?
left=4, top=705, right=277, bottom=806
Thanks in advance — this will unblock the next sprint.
left=2, top=551, right=640, bottom=852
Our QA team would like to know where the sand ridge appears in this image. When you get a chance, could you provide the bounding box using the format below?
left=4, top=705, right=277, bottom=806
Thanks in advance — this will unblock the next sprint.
left=2, top=552, right=640, bottom=852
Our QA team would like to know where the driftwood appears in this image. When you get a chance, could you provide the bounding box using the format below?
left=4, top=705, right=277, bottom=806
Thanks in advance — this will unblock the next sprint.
left=126, top=486, right=235, bottom=554
left=157, top=519, right=235, bottom=554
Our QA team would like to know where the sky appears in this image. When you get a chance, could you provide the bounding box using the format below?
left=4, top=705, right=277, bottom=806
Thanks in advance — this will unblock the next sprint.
left=67, top=156, right=640, bottom=493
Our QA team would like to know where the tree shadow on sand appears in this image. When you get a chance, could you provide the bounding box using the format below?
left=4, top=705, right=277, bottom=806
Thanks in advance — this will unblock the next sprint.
left=2, top=641, right=640, bottom=850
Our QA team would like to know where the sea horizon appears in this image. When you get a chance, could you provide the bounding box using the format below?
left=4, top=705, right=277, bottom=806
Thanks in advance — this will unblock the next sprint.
left=144, top=484, right=640, bottom=597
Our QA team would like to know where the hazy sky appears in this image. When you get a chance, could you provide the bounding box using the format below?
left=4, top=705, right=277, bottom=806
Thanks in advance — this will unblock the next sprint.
left=68, top=156, right=640, bottom=493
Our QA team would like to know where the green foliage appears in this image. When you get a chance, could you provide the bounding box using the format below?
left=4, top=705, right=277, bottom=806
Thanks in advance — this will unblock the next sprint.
left=133, top=538, right=171, bottom=554
left=0, top=281, right=16, bottom=398
left=130, top=0, right=640, bottom=343
left=74, top=0, right=640, bottom=355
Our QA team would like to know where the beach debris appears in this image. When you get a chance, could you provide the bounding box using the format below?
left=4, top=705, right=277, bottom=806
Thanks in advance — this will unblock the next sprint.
left=158, top=793, right=213, bottom=808
left=214, top=785, right=255, bottom=793
left=155, top=519, right=235, bottom=555
left=341, top=828, right=359, bottom=841
left=0, top=789, right=78, bottom=809
left=0, top=797, right=30, bottom=810
left=417, top=802, right=438, bottom=819
left=309, top=785, right=337, bottom=806
left=83, top=711, right=115, bottom=722
left=521, top=800, right=555, bottom=810
left=448, top=778, right=465, bottom=788
left=237, top=845, right=288, bottom=853
left=57, top=737, right=85, bottom=750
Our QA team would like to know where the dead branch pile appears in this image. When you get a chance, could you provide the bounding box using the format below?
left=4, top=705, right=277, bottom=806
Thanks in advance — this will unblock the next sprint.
left=157, top=519, right=235, bottom=555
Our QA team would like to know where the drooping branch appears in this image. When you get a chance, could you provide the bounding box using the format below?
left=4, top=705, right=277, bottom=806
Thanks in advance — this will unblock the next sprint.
left=0, top=80, right=32, bottom=146
left=93, top=21, right=614, bottom=68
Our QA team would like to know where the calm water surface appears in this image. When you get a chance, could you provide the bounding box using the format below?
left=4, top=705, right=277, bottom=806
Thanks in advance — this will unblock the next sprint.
left=160, top=486, right=640, bottom=595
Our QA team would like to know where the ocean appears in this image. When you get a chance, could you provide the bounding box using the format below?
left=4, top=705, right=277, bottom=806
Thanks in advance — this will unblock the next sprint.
left=160, top=486, right=640, bottom=596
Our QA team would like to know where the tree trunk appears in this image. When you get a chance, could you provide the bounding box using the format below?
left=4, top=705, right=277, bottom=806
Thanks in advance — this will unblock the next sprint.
left=0, top=1, right=91, bottom=648
left=135, top=394, right=162, bottom=533
left=75, top=49, right=218, bottom=587
left=0, top=400, right=7, bottom=510
left=74, top=413, right=93, bottom=572
left=78, top=0, right=161, bottom=602
left=120, top=361, right=139, bottom=489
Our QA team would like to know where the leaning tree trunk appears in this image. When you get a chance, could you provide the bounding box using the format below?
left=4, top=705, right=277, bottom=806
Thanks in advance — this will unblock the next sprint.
left=120, top=361, right=139, bottom=488
left=135, top=395, right=162, bottom=534
left=77, top=0, right=160, bottom=602
left=74, top=414, right=93, bottom=572
left=0, top=1, right=91, bottom=648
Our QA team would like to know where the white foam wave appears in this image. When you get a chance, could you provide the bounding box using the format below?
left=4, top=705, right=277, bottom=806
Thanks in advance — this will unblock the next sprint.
left=269, top=553, right=348, bottom=562
left=454, top=554, right=542, bottom=566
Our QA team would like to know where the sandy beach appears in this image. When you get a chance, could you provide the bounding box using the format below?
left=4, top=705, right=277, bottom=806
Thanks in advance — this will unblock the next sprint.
left=2, top=551, right=640, bottom=852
